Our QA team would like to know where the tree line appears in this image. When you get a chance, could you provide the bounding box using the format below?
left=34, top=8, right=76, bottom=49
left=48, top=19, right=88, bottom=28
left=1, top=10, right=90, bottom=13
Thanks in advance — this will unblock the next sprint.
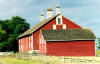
left=97, top=38, right=100, bottom=49
left=0, top=16, right=30, bottom=52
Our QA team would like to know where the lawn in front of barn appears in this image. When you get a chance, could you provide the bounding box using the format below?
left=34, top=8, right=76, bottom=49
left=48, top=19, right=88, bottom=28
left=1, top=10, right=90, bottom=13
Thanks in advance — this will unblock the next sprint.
left=0, top=56, right=43, bottom=64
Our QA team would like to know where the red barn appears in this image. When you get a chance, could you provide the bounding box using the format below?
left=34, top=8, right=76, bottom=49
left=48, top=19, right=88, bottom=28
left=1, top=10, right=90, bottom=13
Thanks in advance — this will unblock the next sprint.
left=18, top=5, right=96, bottom=56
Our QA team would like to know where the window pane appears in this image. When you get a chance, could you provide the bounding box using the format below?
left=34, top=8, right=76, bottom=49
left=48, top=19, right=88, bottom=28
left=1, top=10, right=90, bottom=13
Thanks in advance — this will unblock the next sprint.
left=58, top=18, right=61, bottom=24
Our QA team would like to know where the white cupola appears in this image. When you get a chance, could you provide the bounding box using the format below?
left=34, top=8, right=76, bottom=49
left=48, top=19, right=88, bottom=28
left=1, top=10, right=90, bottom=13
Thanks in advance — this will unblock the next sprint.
left=56, top=5, right=60, bottom=14
left=40, top=13, right=44, bottom=21
left=47, top=7, right=53, bottom=19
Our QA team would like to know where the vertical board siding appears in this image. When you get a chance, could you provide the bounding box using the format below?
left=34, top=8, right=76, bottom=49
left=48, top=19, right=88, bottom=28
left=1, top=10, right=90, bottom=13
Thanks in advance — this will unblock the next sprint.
left=62, top=16, right=82, bottom=29
left=27, top=37, right=29, bottom=52
left=46, top=41, right=95, bottom=56
left=30, top=35, right=33, bottom=50
left=31, top=35, right=33, bottom=50
left=56, top=25, right=63, bottom=29
left=39, top=34, right=46, bottom=54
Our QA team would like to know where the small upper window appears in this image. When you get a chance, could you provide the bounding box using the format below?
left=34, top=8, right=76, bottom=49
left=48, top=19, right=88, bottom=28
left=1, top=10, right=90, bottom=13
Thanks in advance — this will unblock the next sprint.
left=58, top=18, right=61, bottom=24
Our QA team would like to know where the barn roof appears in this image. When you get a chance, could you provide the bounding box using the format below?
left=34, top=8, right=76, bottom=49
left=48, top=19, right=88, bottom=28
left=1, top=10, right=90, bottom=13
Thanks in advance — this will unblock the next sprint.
left=41, top=29, right=96, bottom=41
left=17, top=14, right=60, bottom=39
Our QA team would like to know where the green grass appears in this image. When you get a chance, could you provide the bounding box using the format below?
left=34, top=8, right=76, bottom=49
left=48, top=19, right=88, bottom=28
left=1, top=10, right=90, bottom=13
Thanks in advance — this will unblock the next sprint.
left=0, top=56, right=43, bottom=64
left=96, top=50, right=100, bottom=54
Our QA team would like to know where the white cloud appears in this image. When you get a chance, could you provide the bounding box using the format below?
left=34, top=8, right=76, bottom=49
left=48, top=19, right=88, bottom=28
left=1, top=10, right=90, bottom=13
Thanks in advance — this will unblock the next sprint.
left=8, top=7, right=24, bottom=15
left=0, top=0, right=30, bottom=19
left=0, top=0, right=5, bottom=4
left=84, top=18, right=100, bottom=25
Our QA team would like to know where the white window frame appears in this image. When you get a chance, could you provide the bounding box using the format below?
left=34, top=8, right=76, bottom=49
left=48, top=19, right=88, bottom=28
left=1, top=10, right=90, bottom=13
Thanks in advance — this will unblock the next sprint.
left=63, top=24, right=66, bottom=29
left=53, top=25, right=56, bottom=29
left=56, top=15, right=63, bottom=24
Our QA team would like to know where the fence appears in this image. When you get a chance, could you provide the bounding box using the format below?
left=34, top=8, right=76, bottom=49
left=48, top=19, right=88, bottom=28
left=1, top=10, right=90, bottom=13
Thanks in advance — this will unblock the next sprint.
left=0, top=52, right=13, bottom=55
left=9, top=53, right=100, bottom=64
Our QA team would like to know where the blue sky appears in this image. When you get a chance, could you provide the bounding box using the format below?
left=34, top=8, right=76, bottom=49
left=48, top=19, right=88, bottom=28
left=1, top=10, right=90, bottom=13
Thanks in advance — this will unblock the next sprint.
left=0, top=0, right=100, bottom=38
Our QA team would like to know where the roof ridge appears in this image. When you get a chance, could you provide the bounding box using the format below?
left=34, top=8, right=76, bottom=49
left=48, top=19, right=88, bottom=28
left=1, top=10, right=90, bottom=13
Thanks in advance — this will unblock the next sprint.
left=18, top=14, right=60, bottom=38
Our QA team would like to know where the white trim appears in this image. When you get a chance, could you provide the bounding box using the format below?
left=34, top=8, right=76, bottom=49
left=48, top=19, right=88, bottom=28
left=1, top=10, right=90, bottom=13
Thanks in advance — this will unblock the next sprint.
left=31, top=35, right=33, bottom=50
left=44, top=40, right=47, bottom=54
left=21, top=39, right=23, bottom=52
left=53, top=25, right=56, bottom=29
left=47, top=11, right=52, bottom=19
left=56, top=15, right=63, bottom=24
left=63, top=24, right=66, bottom=29
left=40, top=15, right=44, bottom=21
left=19, top=39, right=20, bottom=51
left=95, top=41, right=96, bottom=56
left=46, top=39, right=95, bottom=41
left=42, top=34, right=47, bottom=54
left=29, top=36, right=30, bottom=49
left=26, top=37, right=28, bottom=51
left=40, top=37, right=42, bottom=44
left=39, top=35, right=41, bottom=52
left=21, top=44, right=23, bottom=51
left=56, top=7, right=60, bottom=14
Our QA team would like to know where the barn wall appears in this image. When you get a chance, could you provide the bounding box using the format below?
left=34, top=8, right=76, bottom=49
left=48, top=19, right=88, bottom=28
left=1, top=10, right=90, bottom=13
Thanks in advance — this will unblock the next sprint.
left=19, top=35, right=34, bottom=53
left=33, top=16, right=82, bottom=50
left=33, top=19, right=56, bottom=50
left=46, top=41, right=95, bottom=56
left=39, top=34, right=46, bottom=54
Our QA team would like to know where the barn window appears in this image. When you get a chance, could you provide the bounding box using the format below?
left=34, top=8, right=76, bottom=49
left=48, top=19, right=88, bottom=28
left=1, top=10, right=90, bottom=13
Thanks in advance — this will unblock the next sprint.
left=58, top=18, right=61, bottom=24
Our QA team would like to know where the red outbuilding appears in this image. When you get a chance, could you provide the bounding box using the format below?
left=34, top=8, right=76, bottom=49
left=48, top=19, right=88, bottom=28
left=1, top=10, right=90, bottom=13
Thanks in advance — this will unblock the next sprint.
left=18, top=5, right=96, bottom=56
left=39, top=29, right=96, bottom=56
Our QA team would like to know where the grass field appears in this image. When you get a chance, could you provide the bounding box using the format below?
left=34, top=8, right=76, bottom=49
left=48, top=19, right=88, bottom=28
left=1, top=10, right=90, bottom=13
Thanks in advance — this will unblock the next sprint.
left=0, top=56, right=43, bottom=64
left=96, top=50, right=100, bottom=54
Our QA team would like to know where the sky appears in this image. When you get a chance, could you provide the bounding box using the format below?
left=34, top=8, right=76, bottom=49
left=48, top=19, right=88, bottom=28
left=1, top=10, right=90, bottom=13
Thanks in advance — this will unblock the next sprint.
left=0, top=0, right=100, bottom=38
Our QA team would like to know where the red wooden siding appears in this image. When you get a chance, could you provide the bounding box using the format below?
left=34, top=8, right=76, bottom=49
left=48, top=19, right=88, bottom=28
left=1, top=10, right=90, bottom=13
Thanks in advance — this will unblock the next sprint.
left=19, top=35, right=34, bottom=53
left=46, top=41, right=95, bottom=56
left=62, top=16, right=82, bottom=29
left=56, top=25, right=63, bottom=29
left=22, top=38, right=24, bottom=52
left=33, top=19, right=56, bottom=50
left=27, top=37, right=29, bottom=52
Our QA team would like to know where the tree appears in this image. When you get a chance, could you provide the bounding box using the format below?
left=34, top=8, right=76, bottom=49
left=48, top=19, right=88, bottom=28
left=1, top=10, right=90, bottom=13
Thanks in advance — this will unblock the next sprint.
left=0, top=25, right=6, bottom=42
left=0, top=24, right=7, bottom=51
left=0, top=16, right=30, bottom=52
left=97, top=38, right=100, bottom=49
